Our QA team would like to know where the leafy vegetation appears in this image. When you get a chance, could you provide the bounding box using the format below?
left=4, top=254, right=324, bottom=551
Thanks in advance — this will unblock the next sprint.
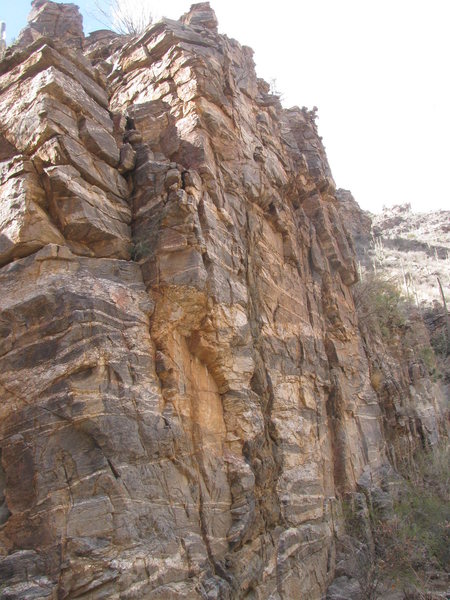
left=354, top=273, right=409, bottom=339
left=422, top=304, right=449, bottom=385
left=129, top=239, right=151, bottom=261
left=342, top=444, right=449, bottom=599
left=383, top=445, right=449, bottom=593
left=418, top=346, right=442, bottom=382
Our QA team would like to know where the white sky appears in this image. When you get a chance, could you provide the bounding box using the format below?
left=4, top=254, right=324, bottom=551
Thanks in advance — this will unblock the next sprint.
left=144, top=0, right=450, bottom=214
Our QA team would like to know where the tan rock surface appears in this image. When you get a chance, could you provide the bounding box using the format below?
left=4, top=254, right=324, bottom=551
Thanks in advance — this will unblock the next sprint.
left=0, top=3, right=446, bottom=599
left=0, top=156, right=65, bottom=266
left=17, top=0, right=84, bottom=50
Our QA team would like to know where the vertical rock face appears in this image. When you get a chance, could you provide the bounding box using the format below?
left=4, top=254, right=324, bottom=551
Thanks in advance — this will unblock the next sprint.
left=335, top=188, right=372, bottom=268
left=0, top=3, right=445, bottom=599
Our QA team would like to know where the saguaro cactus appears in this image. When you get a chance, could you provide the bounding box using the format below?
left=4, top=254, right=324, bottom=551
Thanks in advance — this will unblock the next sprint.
left=0, top=23, right=6, bottom=60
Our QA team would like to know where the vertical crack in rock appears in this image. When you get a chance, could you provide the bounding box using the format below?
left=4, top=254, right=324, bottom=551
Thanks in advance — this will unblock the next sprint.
left=0, top=449, right=11, bottom=526
left=243, top=209, right=283, bottom=533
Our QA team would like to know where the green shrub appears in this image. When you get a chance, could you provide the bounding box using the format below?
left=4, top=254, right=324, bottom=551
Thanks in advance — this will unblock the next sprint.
left=431, top=331, right=448, bottom=358
left=418, top=346, right=441, bottom=381
left=130, top=239, right=151, bottom=261
left=354, top=274, right=409, bottom=339
left=395, top=445, right=449, bottom=581
left=378, top=444, right=449, bottom=592
left=341, top=444, right=449, bottom=598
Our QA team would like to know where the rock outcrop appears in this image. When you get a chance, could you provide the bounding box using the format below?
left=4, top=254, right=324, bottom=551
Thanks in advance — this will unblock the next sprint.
left=0, top=3, right=446, bottom=599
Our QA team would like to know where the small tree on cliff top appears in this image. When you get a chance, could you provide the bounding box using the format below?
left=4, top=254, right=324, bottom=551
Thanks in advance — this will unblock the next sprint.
left=95, top=0, right=153, bottom=36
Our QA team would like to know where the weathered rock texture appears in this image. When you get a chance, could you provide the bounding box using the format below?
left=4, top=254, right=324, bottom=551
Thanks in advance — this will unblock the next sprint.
left=0, top=3, right=446, bottom=599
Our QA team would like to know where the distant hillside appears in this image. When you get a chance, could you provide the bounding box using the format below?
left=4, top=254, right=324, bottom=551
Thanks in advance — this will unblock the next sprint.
left=338, top=192, right=449, bottom=306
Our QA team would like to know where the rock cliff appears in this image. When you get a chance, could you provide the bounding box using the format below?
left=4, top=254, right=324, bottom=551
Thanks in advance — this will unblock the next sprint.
left=0, top=3, right=446, bottom=599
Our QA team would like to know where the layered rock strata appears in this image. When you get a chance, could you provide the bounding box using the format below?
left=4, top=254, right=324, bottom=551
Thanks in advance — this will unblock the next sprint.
left=0, top=2, right=445, bottom=599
